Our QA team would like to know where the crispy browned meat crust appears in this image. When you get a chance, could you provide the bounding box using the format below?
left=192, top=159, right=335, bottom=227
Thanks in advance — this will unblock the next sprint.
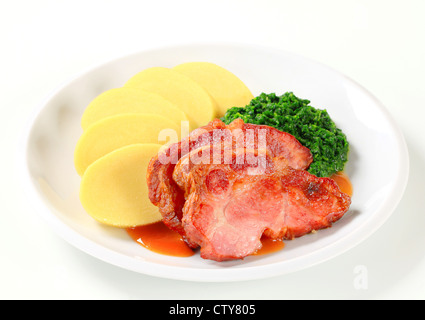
left=147, top=119, right=349, bottom=261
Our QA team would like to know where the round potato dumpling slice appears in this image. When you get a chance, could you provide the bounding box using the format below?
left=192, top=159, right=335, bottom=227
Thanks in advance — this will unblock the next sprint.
left=80, top=144, right=163, bottom=228
left=173, top=62, right=254, bottom=117
left=74, top=113, right=181, bottom=176
left=80, top=87, right=189, bottom=130
left=124, top=67, right=217, bottom=128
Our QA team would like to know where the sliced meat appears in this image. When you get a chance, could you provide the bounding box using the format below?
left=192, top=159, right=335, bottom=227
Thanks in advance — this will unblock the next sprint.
left=174, top=150, right=351, bottom=261
left=226, top=119, right=313, bottom=171
left=146, top=119, right=312, bottom=247
left=147, top=119, right=224, bottom=246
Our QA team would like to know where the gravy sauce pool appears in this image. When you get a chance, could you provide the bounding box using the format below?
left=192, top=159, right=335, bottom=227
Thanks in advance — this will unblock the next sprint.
left=127, top=223, right=286, bottom=258
left=127, top=172, right=352, bottom=257
left=126, top=222, right=195, bottom=257
left=254, top=237, right=285, bottom=255
left=330, top=171, right=353, bottom=197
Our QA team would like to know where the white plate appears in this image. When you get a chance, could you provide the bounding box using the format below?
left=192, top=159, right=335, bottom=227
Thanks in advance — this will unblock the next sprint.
left=20, top=43, right=409, bottom=282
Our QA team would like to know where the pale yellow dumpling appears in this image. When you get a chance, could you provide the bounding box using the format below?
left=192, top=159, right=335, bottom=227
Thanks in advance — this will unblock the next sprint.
left=80, top=87, right=188, bottom=130
left=173, top=62, right=254, bottom=117
left=80, top=144, right=163, bottom=228
left=124, top=67, right=217, bottom=127
left=74, top=113, right=181, bottom=176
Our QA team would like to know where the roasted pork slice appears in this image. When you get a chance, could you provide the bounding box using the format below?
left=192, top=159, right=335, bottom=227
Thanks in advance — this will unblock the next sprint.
left=173, top=149, right=351, bottom=261
left=225, top=119, right=313, bottom=170
left=147, top=119, right=313, bottom=247
left=173, top=146, right=278, bottom=195
left=147, top=119, right=224, bottom=246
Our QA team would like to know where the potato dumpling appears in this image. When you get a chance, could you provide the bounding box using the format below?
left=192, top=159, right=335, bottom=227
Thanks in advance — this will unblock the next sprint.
left=80, top=87, right=189, bottom=130
left=124, top=67, right=217, bottom=127
left=173, top=62, right=254, bottom=117
left=74, top=113, right=180, bottom=176
left=79, top=144, right=163, bottom=228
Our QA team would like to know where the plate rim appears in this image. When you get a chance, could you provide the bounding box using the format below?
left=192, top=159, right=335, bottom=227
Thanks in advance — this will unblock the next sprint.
left=19, top=42, right=410, bottom=282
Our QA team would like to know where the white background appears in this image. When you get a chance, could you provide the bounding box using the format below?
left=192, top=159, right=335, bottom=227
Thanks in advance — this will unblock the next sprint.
left=1, top=0, right=424, bottom=299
